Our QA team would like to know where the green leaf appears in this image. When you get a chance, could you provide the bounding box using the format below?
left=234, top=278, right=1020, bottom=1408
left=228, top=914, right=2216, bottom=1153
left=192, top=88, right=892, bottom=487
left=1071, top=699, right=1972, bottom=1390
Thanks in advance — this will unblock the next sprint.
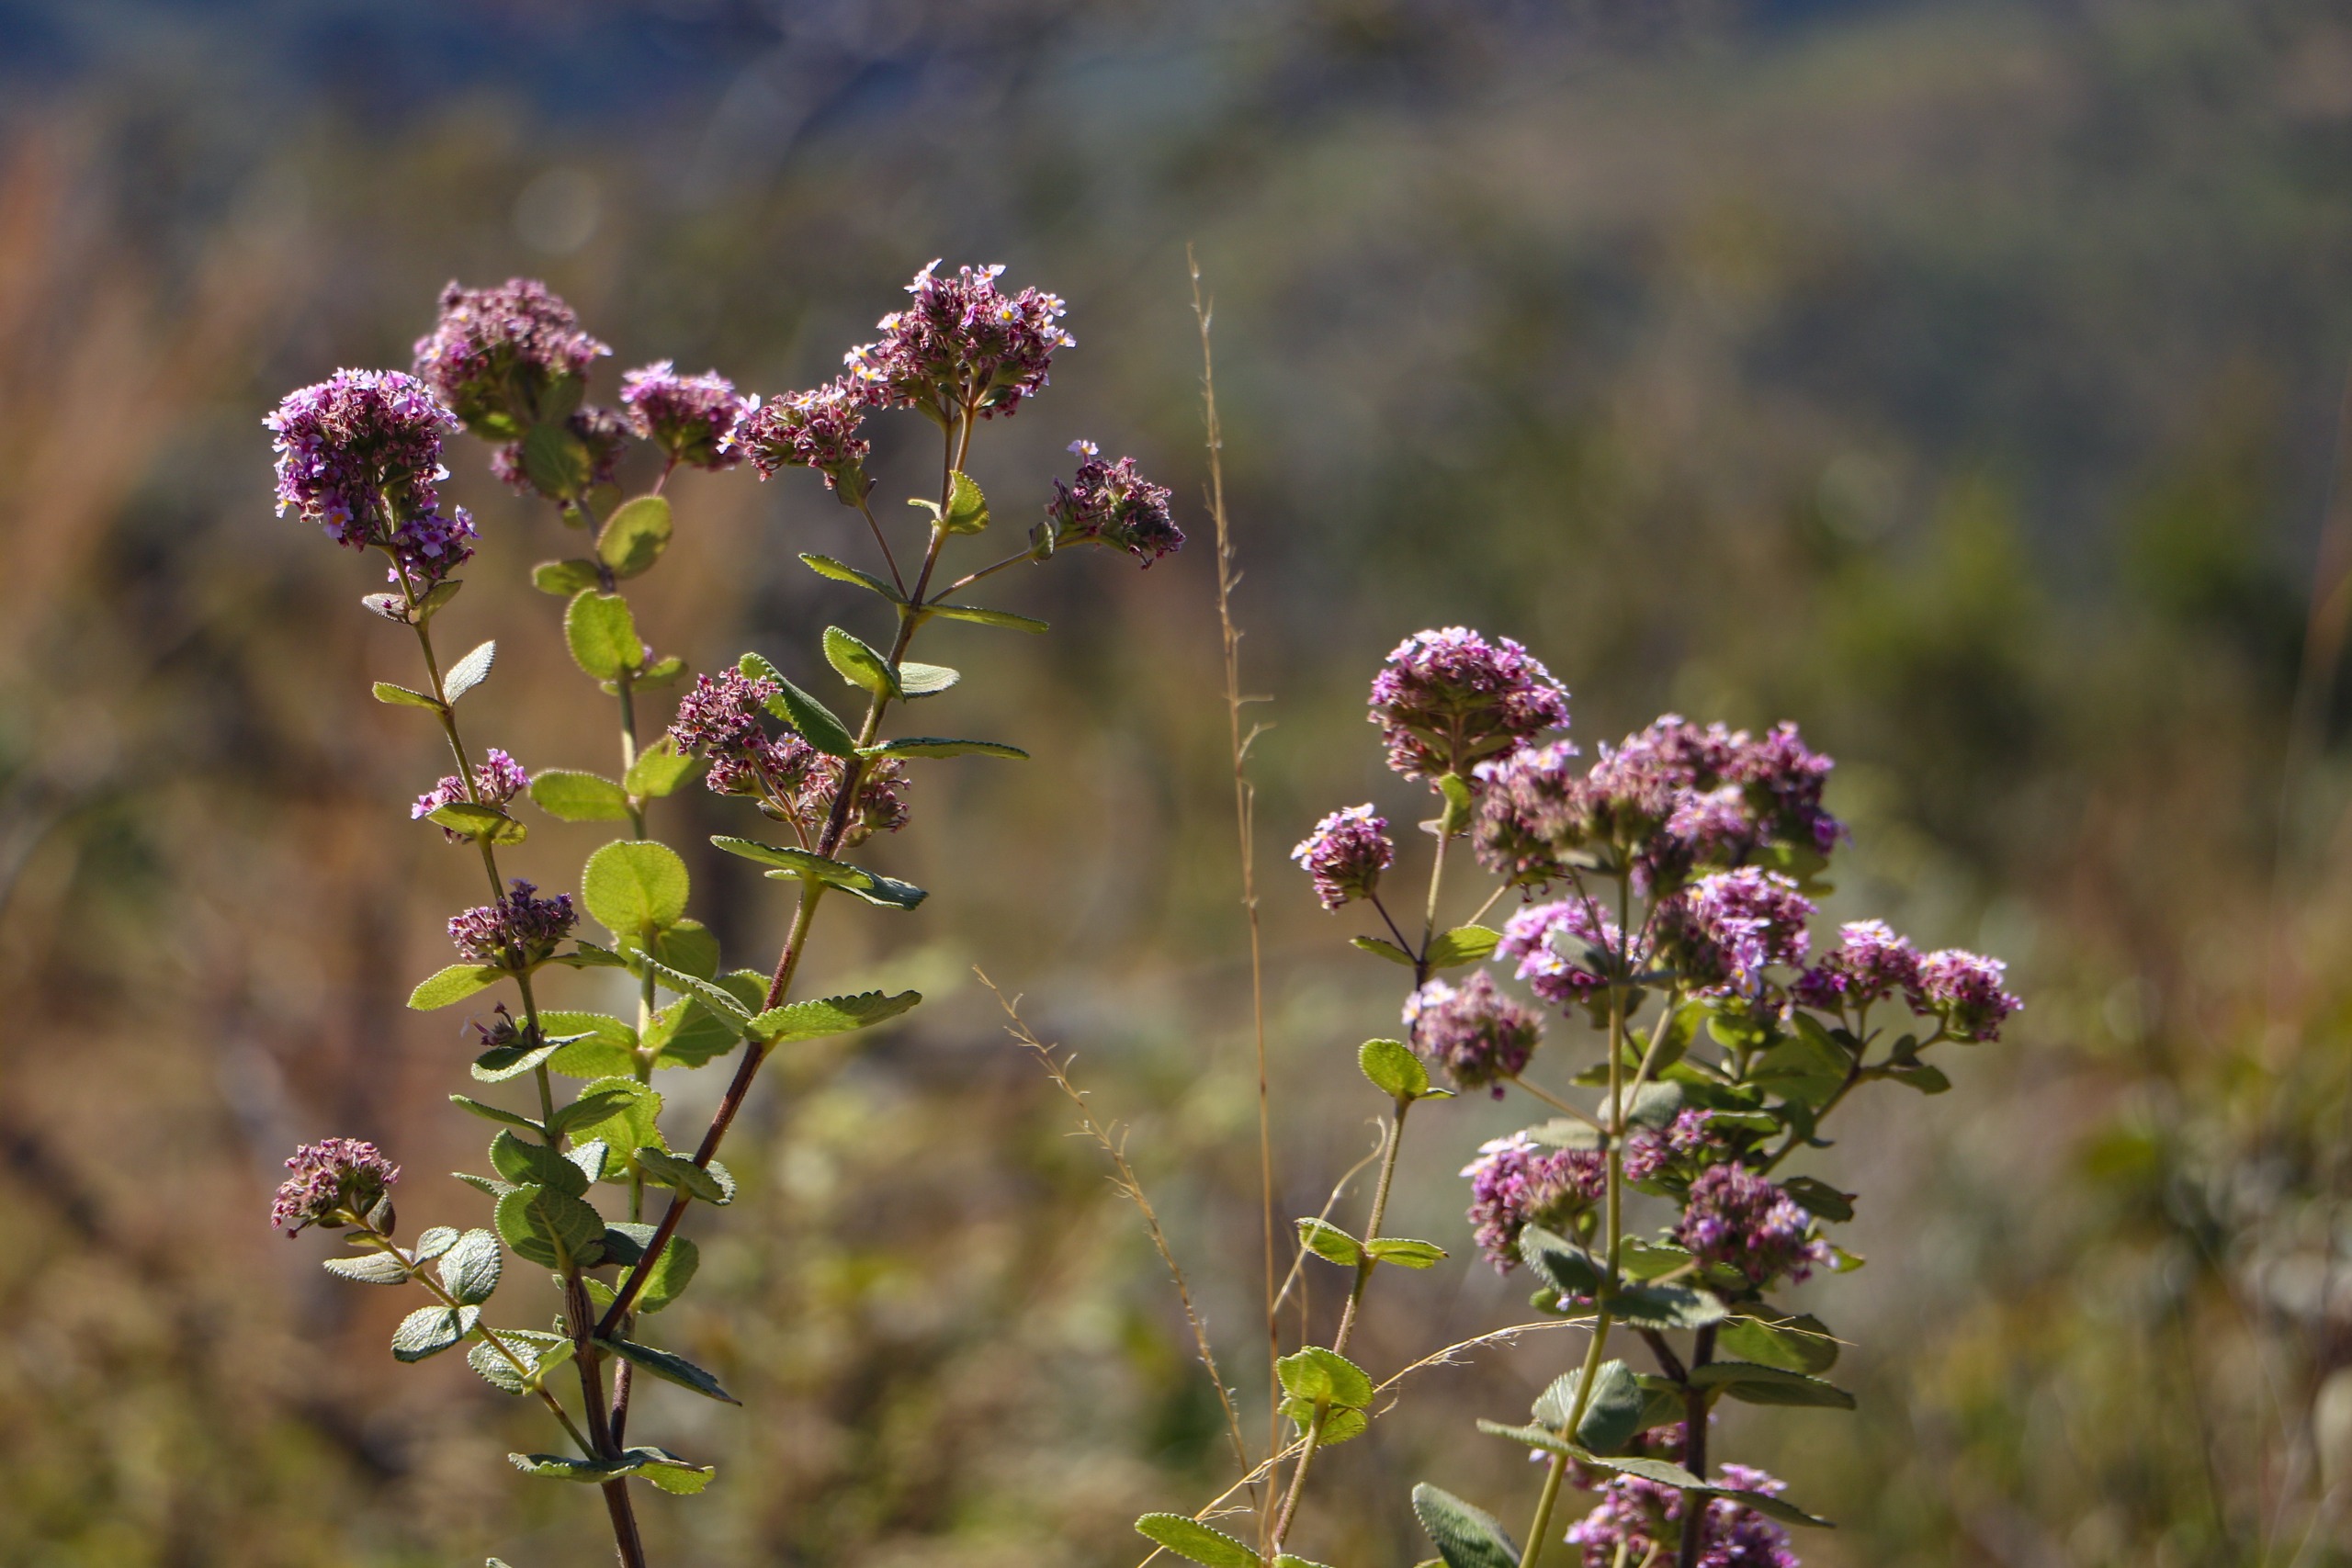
left=521, top=421, right=592, bottom=499
left=1423, top=924, right=1502, bottom=969
left=469, top=1329, right=571, bottom=1395
left=444, top=639, right=496, bottom=703
left=1600, top=1280, right=1728, bottom=1331
left=494, top=1182, right=606, bottom=1269
left=372, top=681, right=441, bottom=709
left=391, top=1303, right=479, bottom=1362
left=1351, top=935, right=1417, bottom=966
left=942, top=468, right=989, bottom=533
left=427, top=802, right=528, bottom=844
left=1615, top=1238, right=1695, bottom=1281
left=712, top=835, right=929, bottom=909
left=540, top=1011, right=639, bottom=1078
left=623, top=736, right=697, bottom=797
left=1365, top=1236, right=1448, bottom=1269
left=896, top=660, right=958, bottom=698
left=410, top=964, right=506, bottom=1010
left=562, top=1077, right=664, bottom=1157
left=1688, top=1361, right=1856, bottom=1410
left=1295, top=1217, right=1363, bottom=1266
left=1715, top=1313, right=1841, bottom=1374
left=532, top=558, right=604, bottom=596
left=798, top=552, right=904, bottom=603
left=511, top=1446, right=713, bottom=1495
left=550, top=940, right=628, bottom=969
left=618, top=918, right=721, bottom=982
left=565, top=591, right=644, bottom=681
left=323, top=1247, right=411, bottom=1284
left=1132, top=1515, right=1259, bottom=1568
left=582, top=840, right=690, bottom=935
left=451, top=1170, right=518, bottom=1199
left=1781, top=1175, right=1855, bottom=1224
left=599, top=1336, right=739, bottom=1404
left=1884, top=1061, right=1952, bottom=1094
left=1520, top=1226, right=1605, bottom=1299
left=1475, top=1418, right=1577, bottom=1458
left=634, top=655, right=686, bottom=688
left=1358, top=1039, right=1438, bottom=1101
left=491, top=1128, right=590, bottom=1196
left=857, top=738, right=1030, bottom=761
left=596, top=495, right=672, bottom=578
left=1712, top=1487, right=1834, bottom=1529
left=739, top=652, right=858, bottom=758
left=635, top=1146, right=729, bottom=1205
left=823, top=625, right=899, bottom=697
left=924, top=603, right=1046, bottom=633
left=1566, top=1453, right=1834, bottom=1529
left=1275, top=1346, right=1373, bottom=1409
left=1572, top=1359, right=1647, bottom=1453
left=747, top=988, right=922, bottom=1045
left=529, top=770, right=633, bottom=822
left=624, top=1234, right=701, bottom=1314
left=471, top=1030, right=575, bottom=1083
left=644, top=995, right=747, bottom=1071
left=1435, top=773, right=1476, bottom=837
left=646, top=956, right=754, bottom=1027
left=437, top=1228, right=503, bottom=1305
left=1411, top=1483, right=1521, bottom=1568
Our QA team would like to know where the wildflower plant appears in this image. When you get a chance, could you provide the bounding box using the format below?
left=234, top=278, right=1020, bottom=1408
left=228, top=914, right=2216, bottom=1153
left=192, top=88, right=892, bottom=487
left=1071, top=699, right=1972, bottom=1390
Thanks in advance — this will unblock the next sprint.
left=266, top=264, right=1177, bottom=1568
left=1135, top=630, right=2018, bottom=1568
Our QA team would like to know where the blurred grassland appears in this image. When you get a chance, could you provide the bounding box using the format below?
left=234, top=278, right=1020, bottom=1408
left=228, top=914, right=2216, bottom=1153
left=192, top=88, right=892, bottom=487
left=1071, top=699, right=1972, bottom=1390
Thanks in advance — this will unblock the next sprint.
left=6, top=1, right=2352, bottom=1564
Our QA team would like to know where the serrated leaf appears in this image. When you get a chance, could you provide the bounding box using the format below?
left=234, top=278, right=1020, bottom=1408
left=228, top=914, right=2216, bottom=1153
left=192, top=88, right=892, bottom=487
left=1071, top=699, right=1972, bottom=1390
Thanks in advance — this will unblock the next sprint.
left=451, top=1170, right=519, bottom=1199
left=549, top=940, right=628, bottom=969
left=1295, top=1216, right=1363, bottom=1266
left=469, top=1328, right=570, bottom=1395
left=529, top=769, right=633, bottom=822
left=540, top=1011, right=639, bottom=1078
left=568, top=1137, right=614, bottom=1186
left=549, top=1085, right=650, bottom=1142
left=646, top=956, right=754, bottom=1028
left=562, top=1077, right=664, bottom=1158
left=1359, top=1038, right=1435, bottom=1100
left=896, top=660, right=958, bottom=697
left=372, top=681, right=440, bottom=709
left=510, top=1445, right=712, bottom=1494
left=645, top=994, right=748, bottom=1071
left=1688, top=1360, right=1856, bottom=1409
left=323, top=1248, right=412, bottom=1284
left=712, top=835, right=929, bottom=909
left=391, top=1303, right=479, bottom=1363
left=427, top=802, right=528, bottom=844
left=437, top=1228, right=503, bottom=1305
left=942, top=468, right=989, bottom=533
left=624, top=1234, right=701, bottom=1314
left=1436, top=773, right=1476, bottom=836
left=565, top=591, right=644, bottom=681
left=1366, top=1235, right=1448, bottom=1269
left=1520, top=1226, right=1606, bottom=1299
left=617, top=918, right=721, bottom=982
left=623, top=736, right=697, bottom=797
left=1884, top=1061, right=1952, bottom=1094
left=1575, top=1359, right=1647, bottom=1452
left=471, top=1032, right=574, bottom=1083
left=1412, top=1483, right=1520, bottom=1568
left=1475, top=1418, right=1577, bottom=1457
left=1132, top=1515, right=1259, bottom=1568
left=1350, top=935, right=1417, bottom=966
left=1423, top=924, right=1502, bottom=969
left=1600, top=1280, right=1728, bottom=1331
left=857, top=737, right=1029, bottom=760
left=599, top=1336, right=739, bottom=1404
left=635, top=1145, right=727, bottom=1204
left=533, top=558, right=604, bottom=596
left=1781, top=1175, right=1856, bottom=1224
left=444, top=639, right=496, bottom=703
left=798, top=552, right=903, bottom=602
left=924, top=603, right=1046, bottom=633
left=493, top=1182, right=605, bottom=1269
left=411, top=964, right=507, bottom=1010
left=596, top=495, right=672, bottom=578
left=582, top=839, right=690, bottom=935
left=1276, top=1346, right=1373, bottom=1409
left=738, top=652, right=858, bottom=757
left=1716, top=1312, right=1840, bottom=1374
left=413, top=1227, right=458, bottom=1263
left=823, top=625, right=899, bottom=697
left=747, top=988, right=922, bottom=1045
left=491, top=1129, right=591, bottom=1196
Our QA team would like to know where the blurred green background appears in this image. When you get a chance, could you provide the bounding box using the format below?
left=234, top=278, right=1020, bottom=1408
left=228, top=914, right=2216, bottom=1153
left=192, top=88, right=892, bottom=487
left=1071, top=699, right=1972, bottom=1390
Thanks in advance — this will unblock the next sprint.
left=5, top=1, right=2352, bottom=1563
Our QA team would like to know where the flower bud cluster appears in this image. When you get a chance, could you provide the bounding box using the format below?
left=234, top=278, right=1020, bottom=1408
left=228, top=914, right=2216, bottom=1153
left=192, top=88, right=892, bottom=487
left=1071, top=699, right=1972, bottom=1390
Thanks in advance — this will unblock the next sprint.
left=740, top=380, right=874, bottom=497
left=1497, top=897, right=1635, bottom=1014
left=1655, top=868, right=1815, bottom=998
left=411, top=748, right=528, bottom=840
left=270, top=1138, right=400, bottom=1235
left=666, top=671, right=910, bottom=846
left=448, top=878, right=576, bottom=968
left=1043, top=441, right=1183, bottom=566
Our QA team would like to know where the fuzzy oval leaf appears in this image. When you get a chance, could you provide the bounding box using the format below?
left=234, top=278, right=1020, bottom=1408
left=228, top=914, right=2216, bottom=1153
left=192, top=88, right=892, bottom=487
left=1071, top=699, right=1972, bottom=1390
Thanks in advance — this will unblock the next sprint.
left=635, top=1145, right=728, bottom=1204
left=1350, top=935, right=1417, bottom=966
left=521, top=422, right=591, bottom=498
left=598, top=1336, right=739, bottom=1404
left=409, top=964, right=506, bottom=1010
left=942, top=468, right=989, bottom=533
left=713, top=835, right=928, bottom=909
left=859, top=737, right=1029, bottom=761
left=798, top=552, right=904, bottom=603
left=1600, top=1280, right=1728, bottom=1331
left=532, top=558, right=603, bottom=596
left=530, top=769, right=633, bottom=822
left=323, top=1248, right=412, bottom=1284
left=1411, top=1483, right=1520, bottom=1568
left=391, top=1303, right=479, bottom=1363
left=1295, top=1216, right=1363, bottom=1267
left=540, top=1010, right=639, bottom=1078
left=437, top=1228, right=503, bottom=1305
left=1716, top=1312, right=1840, bottom=1374
left=372, top=681, right=440, bottom=709
left=823, top=625, right=898, bottom=697
left=565, top=591, right=644, bottom=680
left=582, top=839, right=689, bottom=934
left=748, top=988, right=923, bottom=1045
left=1277, top=1345, right=1373, bottom=1409
left=623, top=736, right=697, bottom=798
left=1359, top=1038, right=1433, bottom=1100
left=738, top=652, right=858, bottom=757
left=896, top=660, right=959, bottom=698
left=493, top=1182, right=605, bottom=1270
left=428, top=802, right=528, bottom=844
left=1575, top=1359, right=1648, bottom=1453
left=1132, top=1515, right=1260, bottom=1568
left=562, top=1077, right=664, bottom=1156
left=1423, top=923, right=1502, bottom=969
left=626, top=1234, right=701, bottom=1314
left=1366, top=1235, right=1448, bottom=1269
left=596, top=495, right=672, bottom=578
left=444, top=639, right=496, bottom=703
left=1689, top=1360, right=1856, bottom=1409
left=924, top=603, right=1046, bottom=633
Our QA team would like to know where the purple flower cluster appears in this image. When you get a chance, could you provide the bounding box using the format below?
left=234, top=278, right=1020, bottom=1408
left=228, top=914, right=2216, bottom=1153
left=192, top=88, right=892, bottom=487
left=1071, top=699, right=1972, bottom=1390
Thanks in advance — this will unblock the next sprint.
left=266, top=369, right=477, bottom=588
left=1044, top=441, right=1183, bottom=567
left=449, top=879, right=577, bottom=968
left=1915, top=949, right=2021, bottom=1043
left=844, top=260, right=1073, bottom=422
left=620, top=361, right=750, bottom=471
left=1623, top=1109, right=1718, bottom=1182
left=1404, top=972, right=1542, bottom=1097
left=1791, top=919, right=1918, bottom=1011
left=270, top=1138, right=400, bottom=1235
left=740, top=380, right=873, bottom=497
left=411, top=277, right=610, bottom=438
left=1474, top=716, right=1840, bottom=891
left=1461, top=1131, right=1607, bottom=1270
left=1370, top=628, right=1570, bottom=782
left=1656, top=869, right=1815, bottom=996
left=1675, top=1165, right=1831, bottom=1288
left=669, top=669, right=776, bottom=758
left=1291, top=805, right=1394, bottom=910
left=666, top=671, right=910, bottom=845
left=1498, top=897, right=1634, bottom=1013
left=1565, top=1464, right=1802, bottom=1568
left=411, top=748, right=528, bottom=841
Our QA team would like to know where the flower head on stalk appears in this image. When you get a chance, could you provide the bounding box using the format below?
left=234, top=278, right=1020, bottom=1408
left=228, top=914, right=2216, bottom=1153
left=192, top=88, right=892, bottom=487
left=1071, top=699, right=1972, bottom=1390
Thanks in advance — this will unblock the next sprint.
left=1405, top=972, right=1542, bottom=1098
left=411, top=748, right=528, bottom=841
left=1623, top=1108, right=1720, bottom=1182
left=669, top=672, right=910, bottom=844
left=448, top=879, right=576, bottom=969
left=1565, top=1464, right=1802, bottom=1568
left=739, top=379, right=874, bottom=500
left=1291, top=805, right=1394, bottom=910
left=412, top=277, right=609, bottom=438
left=1675, top=1164, right=1831, bottom=1288
left=266, top=369, right=477, bottom=590
left=620, top=361, right=750, bottom=471
left=1041, top=442, right=1182, bottom=566
left=1656, top=868, right=1815, bottom=997
left=1911, top=949, right=2021, bottom=1043
left=1461, top=1131, right=1608, bottom=1270
left=1497, top=897, right=1635, bottom=1016
left=1370, top=627, right=1568, bottom=784
left=844, top=260, right=1073, bottom=423
left=271, top=1138, right=400, bottom=1235
left=1792, top=919, right=1919, bottom=1012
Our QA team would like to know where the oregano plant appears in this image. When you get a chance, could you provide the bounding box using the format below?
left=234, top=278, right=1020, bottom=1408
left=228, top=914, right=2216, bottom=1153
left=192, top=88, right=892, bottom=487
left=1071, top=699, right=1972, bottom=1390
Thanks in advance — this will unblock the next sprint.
left=263, top=264, right=1180, bottom=1568
left=1136, top=629, right=2019, bottom=1568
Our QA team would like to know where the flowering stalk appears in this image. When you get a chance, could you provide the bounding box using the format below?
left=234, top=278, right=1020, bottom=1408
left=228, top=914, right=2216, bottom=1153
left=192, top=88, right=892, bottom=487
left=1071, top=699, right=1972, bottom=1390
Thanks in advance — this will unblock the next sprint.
left=268, top=265, right=1180, bottom=1568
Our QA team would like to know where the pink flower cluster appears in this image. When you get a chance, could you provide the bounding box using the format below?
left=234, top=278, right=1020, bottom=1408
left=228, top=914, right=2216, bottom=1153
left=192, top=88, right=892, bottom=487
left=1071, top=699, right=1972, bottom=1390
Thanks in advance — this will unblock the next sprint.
left=1656, top=868, right=1815, bottom=996
left=410, top=748, right=528, bottom=841
left=448, top=879, right=576, bottom=968
left=1291, top=805, right=1394, bottom=910
left=1461, top=1131, right=1608, bottom=1270
left=1045, top=441, right=1183, bottom=566
left=1497, top=897, right=1632, bottom=1013
left=1405, top=972, right=1542, bottom=1096
left=1791, top=921, right=2021, bottom=1041
left=1674, top=1165, right=1831, bottom=1288
left=270, top=1138, right=400, bottom=1235
left=266, top=369, right=477, bottom=588
left=1368, top=627, right=1570, bottom=781
left=741, top=380, right=873, bottom=496
left=620, top=361, right=751, bottom=471
left=845, top=260, right=1073, bottom=421
left=411, top=276, right=610, bottom=438
left=666, top=671, right=910, bottom=846
left=1565, top=1464, right=1802, bottom=1568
